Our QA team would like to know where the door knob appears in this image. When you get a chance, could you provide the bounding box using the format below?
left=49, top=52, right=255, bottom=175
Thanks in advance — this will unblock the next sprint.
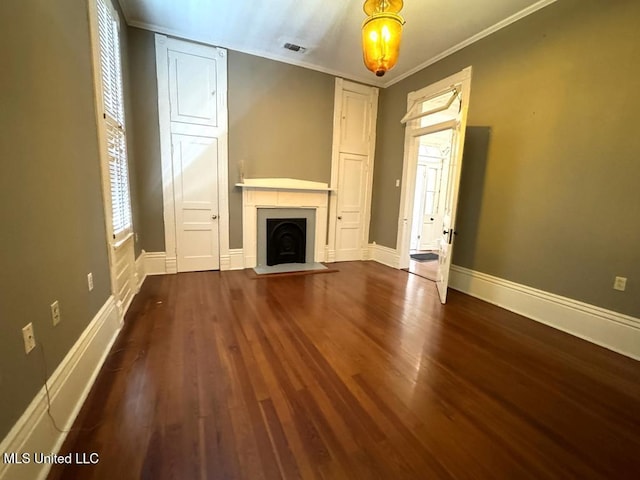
left=338, top=216, right=342, bottom=220
left=212, top=214, right=218, bottom=220
left=443, top=229, right=456, bottom=244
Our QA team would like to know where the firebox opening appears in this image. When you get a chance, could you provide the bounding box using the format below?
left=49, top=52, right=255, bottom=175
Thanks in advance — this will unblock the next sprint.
left=266, top=218, right=307, bottom=266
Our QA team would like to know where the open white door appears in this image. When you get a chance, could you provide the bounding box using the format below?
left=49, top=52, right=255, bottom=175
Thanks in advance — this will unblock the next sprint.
left=435, top=126, right=463, bottom=303
left=397, top=67, right=472, bottom=303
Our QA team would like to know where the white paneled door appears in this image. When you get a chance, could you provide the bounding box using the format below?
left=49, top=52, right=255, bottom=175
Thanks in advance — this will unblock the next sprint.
left=172, top=134, right=219, bottom=271
left=335, top=153, right=368, bottom=261
left=419, top=164, right=442, bottom=251
left=157, top=35, right=228, bottom=272
left=330, top=79, right=378, bottom=263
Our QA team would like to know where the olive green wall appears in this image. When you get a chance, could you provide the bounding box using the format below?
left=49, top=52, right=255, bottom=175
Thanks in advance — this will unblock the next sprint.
left=227, top=51, right=335, bottom=248
left=127, top=27, right=165, bottom=253
left=370, top=0, right=640, bottom=316
left=0, top=0, right=112, bottom=439
left=125, top=29, right=336, bottom=251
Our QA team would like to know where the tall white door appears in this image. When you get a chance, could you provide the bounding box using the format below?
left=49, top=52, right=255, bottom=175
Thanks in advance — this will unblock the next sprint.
left=172, top=134, right=219, bottom=271
left=330, top=79, right=378, bottom=262
left=335, top=153, right=368, bottom=261
left=161, top=38, right=227, bottom=272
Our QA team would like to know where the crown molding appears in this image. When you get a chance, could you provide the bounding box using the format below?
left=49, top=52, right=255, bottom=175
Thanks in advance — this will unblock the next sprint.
left=383, top=0, right=558, bottom=87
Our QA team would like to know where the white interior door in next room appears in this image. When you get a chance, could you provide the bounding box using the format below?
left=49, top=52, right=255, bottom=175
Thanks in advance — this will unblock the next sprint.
left=166, top=41, right=227, bottom=272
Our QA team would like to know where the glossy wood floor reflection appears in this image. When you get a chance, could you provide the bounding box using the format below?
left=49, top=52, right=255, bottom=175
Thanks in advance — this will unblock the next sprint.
left=49, top=262, right=640, bottom=480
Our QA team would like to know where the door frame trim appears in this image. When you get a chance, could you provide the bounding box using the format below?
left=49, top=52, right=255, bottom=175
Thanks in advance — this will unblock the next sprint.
left=396, top=67, right=472, bottom=271
left=155, top=34, right=230, bottom=272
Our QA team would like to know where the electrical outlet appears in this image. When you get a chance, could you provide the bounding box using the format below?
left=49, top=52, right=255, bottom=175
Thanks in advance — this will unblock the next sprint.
left=51, top=300, right=61, bottom=326
left=395, top=179, right=400, bottom=187
left=87, top=272, right=94, bottom=291
left=22, top=323, right=36, bottom=354
left=613, top=276, right=627, bottom=291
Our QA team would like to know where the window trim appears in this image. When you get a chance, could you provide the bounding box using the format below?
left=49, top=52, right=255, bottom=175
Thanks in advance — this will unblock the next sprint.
left=88, top=0, right=133, bottom=245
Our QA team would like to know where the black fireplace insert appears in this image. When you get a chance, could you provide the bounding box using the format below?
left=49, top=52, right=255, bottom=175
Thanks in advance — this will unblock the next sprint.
left=266, top=218, right=307, bottom=266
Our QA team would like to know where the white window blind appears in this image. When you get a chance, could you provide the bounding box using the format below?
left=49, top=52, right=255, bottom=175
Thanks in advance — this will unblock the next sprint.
left=97, top=0, right=131, bottom=240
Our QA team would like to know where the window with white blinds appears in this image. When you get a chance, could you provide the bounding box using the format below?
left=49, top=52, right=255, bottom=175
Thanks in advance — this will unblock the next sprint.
left=97, top=0, right=132, bottom=241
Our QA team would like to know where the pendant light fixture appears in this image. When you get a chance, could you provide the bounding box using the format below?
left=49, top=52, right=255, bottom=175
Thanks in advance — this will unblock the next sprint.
left=362, top=0, right=405, bottom=77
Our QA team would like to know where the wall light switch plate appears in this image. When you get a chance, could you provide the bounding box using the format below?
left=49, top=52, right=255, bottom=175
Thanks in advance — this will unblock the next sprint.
left=613, top=276, right=627, bottom=291
left=51, top=300, right=61, bottom=326
left=22, top=323, right=36, bottom=354
left=87, top=272, right=94, bottom=291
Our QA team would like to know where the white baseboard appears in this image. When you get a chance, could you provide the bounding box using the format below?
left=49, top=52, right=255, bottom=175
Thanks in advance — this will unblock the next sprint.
left=0, top=296, right=122, bottom=480
left=139, top=250, right=245, bottom=274
left=368, top=243, right=400, bottom=269
left=449, top=265, right=640, bottom=361
left=226, top=249, right=245, bottom=271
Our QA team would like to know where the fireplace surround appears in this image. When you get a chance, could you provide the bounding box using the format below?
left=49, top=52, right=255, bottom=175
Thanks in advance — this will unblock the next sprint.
left=257, top=208, right=316, bottom=267
left=237, top=178, right=331, bottom=268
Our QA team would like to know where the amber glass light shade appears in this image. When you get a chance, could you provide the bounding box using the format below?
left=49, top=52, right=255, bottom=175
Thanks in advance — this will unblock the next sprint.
left=362, top=12, right=403, bottom=77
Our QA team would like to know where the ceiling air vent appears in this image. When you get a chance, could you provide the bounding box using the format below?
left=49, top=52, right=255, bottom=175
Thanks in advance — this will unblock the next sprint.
left=283, top=42, right=307, bottom=53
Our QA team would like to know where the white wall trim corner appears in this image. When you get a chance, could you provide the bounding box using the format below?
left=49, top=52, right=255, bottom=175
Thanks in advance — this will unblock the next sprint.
left=220, top=254, right=231, bottom=271
left=449, top=265, right=640, bottom=361
left=326, top=248, right=336, bottom=263
left=135, top=251, right=146, bottom=291
left=225, top=249, right=245, bottom=271
left=0, top=296, right=122, bottom=480
left=368, top=243, right=400, bottom=269
left=144, top=251, right=168, bottom=276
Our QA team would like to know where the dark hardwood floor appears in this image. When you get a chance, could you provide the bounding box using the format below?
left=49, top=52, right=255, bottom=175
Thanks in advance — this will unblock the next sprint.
left=49, top=261, right=640, bottom=479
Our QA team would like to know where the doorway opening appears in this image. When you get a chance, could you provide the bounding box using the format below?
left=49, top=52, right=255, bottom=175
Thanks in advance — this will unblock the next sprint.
left=407, top=129, right=453, bottom=281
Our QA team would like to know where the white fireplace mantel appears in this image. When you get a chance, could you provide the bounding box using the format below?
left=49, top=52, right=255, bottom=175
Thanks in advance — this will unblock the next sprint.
left=236, top=177, right=333, bottom=192
left=240, top=178, right=329, bottom=268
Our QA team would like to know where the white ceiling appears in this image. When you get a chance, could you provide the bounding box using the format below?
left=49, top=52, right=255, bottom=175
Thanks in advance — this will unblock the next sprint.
left=119, top=0, right=556, bottom=87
